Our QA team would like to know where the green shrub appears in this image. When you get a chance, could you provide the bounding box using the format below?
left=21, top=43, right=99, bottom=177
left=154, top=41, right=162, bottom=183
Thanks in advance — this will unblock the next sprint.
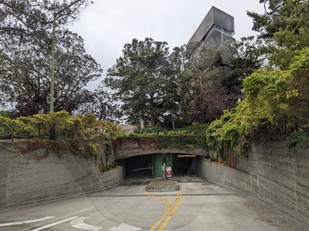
left=206, top=48, right=309, bottom=160
left=287, top=131, right=309, bottom=148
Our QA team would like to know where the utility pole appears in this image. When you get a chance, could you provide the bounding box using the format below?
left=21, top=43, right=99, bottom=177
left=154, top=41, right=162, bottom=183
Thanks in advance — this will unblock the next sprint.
left=49, top=0, right=85, bottom=139
left=50, top=14, right=56, bottom=112
left=49, top=0, right=84, bottom=113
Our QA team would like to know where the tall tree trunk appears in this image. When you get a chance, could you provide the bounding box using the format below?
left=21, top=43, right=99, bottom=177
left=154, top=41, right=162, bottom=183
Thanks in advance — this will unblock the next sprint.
left=139, top=110, right=144, bottom=129
left=150, top=116, right=156, bottom=127
left=171, top=113, right=175, bottom=130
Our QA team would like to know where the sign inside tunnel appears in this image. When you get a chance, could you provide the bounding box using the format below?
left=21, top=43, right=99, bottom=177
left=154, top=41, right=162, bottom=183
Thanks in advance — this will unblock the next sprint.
left=177, top=154, right=196, bottom=158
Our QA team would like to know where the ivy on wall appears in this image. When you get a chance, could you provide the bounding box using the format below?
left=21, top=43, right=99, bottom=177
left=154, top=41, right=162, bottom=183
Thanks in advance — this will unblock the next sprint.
left=206, top=48, right=309, bottom=160
left=114, top=135, right=207, bottom=153
left=0, top=111, right=124, bottom=140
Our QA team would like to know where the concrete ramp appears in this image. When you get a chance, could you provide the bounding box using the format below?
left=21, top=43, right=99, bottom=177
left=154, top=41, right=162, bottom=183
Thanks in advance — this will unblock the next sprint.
left=145, top=180, right=179, bottom=192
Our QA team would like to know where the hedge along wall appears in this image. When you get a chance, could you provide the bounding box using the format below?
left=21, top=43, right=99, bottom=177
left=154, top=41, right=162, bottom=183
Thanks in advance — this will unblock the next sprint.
left=199, top=142, right=309, bottom=231
left=0, top=140, right=124, bottom=207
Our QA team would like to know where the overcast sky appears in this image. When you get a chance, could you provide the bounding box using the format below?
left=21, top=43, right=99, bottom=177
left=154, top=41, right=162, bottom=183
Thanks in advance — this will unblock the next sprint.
left=70, top=0, right=265, bottom=89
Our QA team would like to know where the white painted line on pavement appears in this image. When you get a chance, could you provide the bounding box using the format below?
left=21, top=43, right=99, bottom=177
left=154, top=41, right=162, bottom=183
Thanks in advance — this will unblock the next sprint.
left=30, top=216, right=78, bottom=231
left=0, top=216, right=55, bottom=227
left=0, top=221, right=23, bottom=227
left=109, top=223, right=142, bottom=231
left=70, top=217, right=102, bottom=231
left=23, top=216, right=55, bottom=224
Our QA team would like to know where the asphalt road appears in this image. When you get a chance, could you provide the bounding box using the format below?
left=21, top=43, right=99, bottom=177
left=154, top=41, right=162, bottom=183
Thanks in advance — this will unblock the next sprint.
left=0, top=176, right=285, bottom=231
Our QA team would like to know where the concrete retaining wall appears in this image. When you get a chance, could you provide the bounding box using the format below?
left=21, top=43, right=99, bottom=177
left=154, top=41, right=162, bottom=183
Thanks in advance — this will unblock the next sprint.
left=199, top=142, right=309, bottom=230
left=0, top=142, right=124, bottom=207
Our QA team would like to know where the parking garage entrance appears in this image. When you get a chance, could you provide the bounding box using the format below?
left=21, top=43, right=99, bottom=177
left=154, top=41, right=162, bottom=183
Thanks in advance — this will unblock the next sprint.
left=124, top=153, right=198, bottom=177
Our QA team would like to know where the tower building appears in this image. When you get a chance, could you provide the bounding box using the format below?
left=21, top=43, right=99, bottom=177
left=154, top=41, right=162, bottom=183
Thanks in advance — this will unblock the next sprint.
left=189, top=6, right=234, bottom=47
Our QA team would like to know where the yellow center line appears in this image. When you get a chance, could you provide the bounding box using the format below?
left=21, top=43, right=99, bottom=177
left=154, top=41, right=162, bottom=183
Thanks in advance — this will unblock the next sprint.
left=144, top=191, right=172, bottom=206
left=144, top=191, right=173, bottom=231
left=144, top=191, right=183, bottom=231
left=149, top=203, right=173, bottom=231
left=158, top=192, right=183, bottom=231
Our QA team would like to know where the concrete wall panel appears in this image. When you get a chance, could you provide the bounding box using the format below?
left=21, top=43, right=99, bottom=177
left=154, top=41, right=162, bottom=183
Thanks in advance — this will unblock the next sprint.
left=199, top=142, right=309, bottom=230
left=0, top=142, right=124, bottom=208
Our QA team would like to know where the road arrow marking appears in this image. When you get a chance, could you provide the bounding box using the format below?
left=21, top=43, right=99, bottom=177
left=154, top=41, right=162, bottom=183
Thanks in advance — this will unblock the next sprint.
left=70, top=217, right=102, bottom=231
left=30, top=216, right=78, bottom=231
left=0, top=216, right=55, bottom=227
left=109, top=223, right=141, bottom=231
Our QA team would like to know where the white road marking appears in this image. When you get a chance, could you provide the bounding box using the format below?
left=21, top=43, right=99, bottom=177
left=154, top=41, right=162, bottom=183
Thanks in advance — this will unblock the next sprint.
left=109, top=223, right=142, bottom=231
left=0, top=221, right=22, bottom=227
left=23, top=216, right=55, bottom=224
left=0, top=216, right=55, bottom=227
left=30, top=216, right=78, bottom=231
left=70, top=217, right=102, bottom=231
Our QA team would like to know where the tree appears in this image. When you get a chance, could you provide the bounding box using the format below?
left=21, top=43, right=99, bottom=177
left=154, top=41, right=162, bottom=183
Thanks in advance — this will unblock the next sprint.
left=75, top=86, right=122, bottom=122
left=0, top=115, right=34, bottom=140
left=205, top=0, right=309, bottom=158
left=206, top=48, right=309, bottom=157
left=30, top=110, right=74, bottom=139
left=0, top=1, right=102, bottom=115
left=162, top=45, right=190, bottom=128
left=287, top=48, right=309, bottom=129
left=247, top=0, right=309, bottom=68
left=190, top=85, right=236, bottom=124
left=17, top=111, right=124, bottom=140
left=0, top=29, right=102, bottom=115
left=0, top=0, right=91, bottom=63
left=225, top=36, right=263, bottom=94
left=0, top=0, right=90, bottom=40
left=174, top=41, right=242, bottom=124
left=105, top=38, right=171, bottom=127
left=105, top=37, right=260, bottom=127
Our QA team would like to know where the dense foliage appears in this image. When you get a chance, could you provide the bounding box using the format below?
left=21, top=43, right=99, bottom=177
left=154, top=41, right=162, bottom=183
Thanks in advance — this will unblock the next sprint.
left=190, top=86, right=236, bottom=123
left=132, top=124, right=209, bottom=136
left=106, top=38, right=172, bottom=127
left=74, top=86, right=123, bottom=122
left=205, top=0, right=309, bottom=160
left=206, top=48, right=309, bottom=158
left=105, top=37, right=252, bottom=127
left=1, top=0, right=308, bottom=161
left=115, top=135, right=206, bottom=153
left=0, top=1, right=262, bottom=124
left=247, top=0, right=309, bottom=68
left=0, top=111, right=124, bottom=140
left=0, top=1, right=109, bottom=116
left=1, top=31, right=102, bottom=115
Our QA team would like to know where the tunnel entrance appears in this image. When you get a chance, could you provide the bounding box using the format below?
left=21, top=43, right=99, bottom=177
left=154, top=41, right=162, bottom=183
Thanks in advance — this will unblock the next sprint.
left=173, top=155, right=194, bottom=175
left=123, top=154, right=199, bottom=178
left=125, top=155, right=153, bottom=177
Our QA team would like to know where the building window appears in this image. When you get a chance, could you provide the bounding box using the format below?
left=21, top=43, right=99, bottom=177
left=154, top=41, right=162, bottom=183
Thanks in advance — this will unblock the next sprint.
left=201, top=24, right=234, bottom=42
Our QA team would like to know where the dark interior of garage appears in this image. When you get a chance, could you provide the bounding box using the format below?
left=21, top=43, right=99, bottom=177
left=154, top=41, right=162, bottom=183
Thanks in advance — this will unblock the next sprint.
left=125, top=155, right=153, bottom=177
left=123, top=154, right=199, bottom=178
